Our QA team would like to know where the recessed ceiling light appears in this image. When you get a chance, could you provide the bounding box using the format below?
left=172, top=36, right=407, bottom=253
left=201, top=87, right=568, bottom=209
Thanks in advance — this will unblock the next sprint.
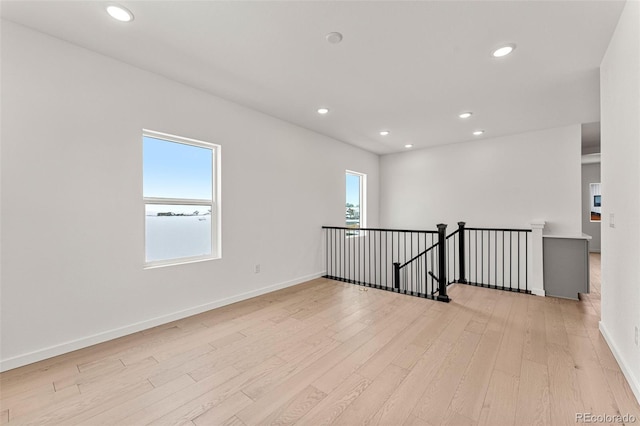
left=326, top=32, right=343, bottom=44
left=106, top=5, right=134, bottom=22
left=459, top=112, right=473, bottom=119
left=380, top=130, right=390, bottom=136
left=492, top=44, right=516, bottom=58
left=317, top=108, right=329, bottom=115
left=404, top=144, right=413, bottom=148
left=473, top=130, right=485, bottom=136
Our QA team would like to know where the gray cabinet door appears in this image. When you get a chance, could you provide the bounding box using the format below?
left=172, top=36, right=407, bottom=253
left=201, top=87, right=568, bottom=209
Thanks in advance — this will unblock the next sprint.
left=543, top=238, right=589, bottom=300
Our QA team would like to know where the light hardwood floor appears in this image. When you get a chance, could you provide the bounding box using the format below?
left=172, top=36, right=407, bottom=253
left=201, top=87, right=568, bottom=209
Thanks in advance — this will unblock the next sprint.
left=1, top=254, right=639, bottom=425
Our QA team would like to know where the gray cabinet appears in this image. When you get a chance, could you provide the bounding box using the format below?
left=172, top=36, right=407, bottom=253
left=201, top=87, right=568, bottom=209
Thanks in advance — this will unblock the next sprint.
left=543, top=235, right=591, bottom=300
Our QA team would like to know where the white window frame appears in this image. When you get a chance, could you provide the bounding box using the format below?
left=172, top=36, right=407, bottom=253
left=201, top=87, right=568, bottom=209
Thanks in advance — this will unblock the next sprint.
left=143, top=129, right=222, bottom=268
left=589, top=182, right=602, bottom=223
left=346, top=170, right=367, bottom=236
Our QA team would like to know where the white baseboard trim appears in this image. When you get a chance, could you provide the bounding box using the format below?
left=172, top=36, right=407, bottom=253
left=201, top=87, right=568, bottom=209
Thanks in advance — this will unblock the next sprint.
left=531, top=288, right=546, bottom=297
left=0, top=271, right=325, bottom=372
left=599, top=321, right=640, bottom=405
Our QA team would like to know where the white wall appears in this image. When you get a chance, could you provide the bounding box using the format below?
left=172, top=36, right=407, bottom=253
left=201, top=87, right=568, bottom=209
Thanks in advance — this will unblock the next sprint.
left=0, top=22, right=379, bottom=370
left=380, top=126, right=582, bottom=235
left=582, top=162, right=601, bottom=251
left=600, top=0, right=640, bottom=403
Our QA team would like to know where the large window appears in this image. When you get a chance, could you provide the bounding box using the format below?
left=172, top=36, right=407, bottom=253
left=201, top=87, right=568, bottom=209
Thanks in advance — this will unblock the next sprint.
left=143, top=130, right=221, bottom=266
left=346, top=170, right=366, bottom=234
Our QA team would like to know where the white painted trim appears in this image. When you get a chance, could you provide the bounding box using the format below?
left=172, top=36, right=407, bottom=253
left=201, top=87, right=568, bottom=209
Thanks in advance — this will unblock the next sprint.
left=142, top=130, right=222, bottom=267
left=0, top=271, right=325, bottom=372
left=143, top=129, right=218, bottom=151
left=530, top=221, right=546, bottom=297
left=345, top=169, right=367, bottom=229
left=581, top=153, right=601, bottom=164
left=143, top=255, right=219, bottom=270
left=599, top=321, right=640, bottom=405
left=144, top=197, right=212, bottom=205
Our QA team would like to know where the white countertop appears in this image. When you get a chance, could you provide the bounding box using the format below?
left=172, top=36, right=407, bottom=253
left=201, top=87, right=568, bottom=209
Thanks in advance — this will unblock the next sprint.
left=543, top=233, right=592, bottom=240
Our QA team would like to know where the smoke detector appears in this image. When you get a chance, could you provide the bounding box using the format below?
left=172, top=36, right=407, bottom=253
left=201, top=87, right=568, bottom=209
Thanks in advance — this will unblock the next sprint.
left=326, top=32, right=343, bottom=44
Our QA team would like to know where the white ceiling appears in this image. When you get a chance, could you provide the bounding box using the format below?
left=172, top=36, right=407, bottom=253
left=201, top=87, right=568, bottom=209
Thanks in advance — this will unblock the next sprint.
left=0, top=1, right=625, bottom=154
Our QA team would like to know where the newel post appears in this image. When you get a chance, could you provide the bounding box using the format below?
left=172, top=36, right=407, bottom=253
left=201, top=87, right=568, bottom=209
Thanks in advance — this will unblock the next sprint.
left=530, top=222, right=546, bottom=296
left=457, top=221, right=467, bottom=283
left=436, top=224, right=451, bottom=302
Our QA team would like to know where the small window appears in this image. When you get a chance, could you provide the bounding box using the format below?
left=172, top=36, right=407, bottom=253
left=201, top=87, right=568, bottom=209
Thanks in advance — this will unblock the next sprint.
left=143, top=130, right=221, bottom=266
left=346, top=170, right=366, bottom=235
left=590, top=183, right=601, bottom=222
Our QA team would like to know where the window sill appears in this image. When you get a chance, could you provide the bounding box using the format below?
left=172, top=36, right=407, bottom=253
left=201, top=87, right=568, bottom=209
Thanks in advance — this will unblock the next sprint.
left=144, top=255, right=220, bottom=270
left=345, top=233, right=367, bottom=239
